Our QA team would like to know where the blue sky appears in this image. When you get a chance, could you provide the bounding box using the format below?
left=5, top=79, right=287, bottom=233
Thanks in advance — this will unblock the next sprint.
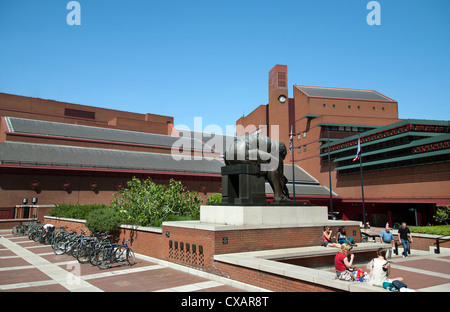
left=0, top=0, right=449, bottom=134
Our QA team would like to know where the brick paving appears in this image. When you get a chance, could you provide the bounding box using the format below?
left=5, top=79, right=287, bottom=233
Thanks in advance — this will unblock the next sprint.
left=2, top=229, right=449, bottom=292
left=0, top=231, right=247, bottom=292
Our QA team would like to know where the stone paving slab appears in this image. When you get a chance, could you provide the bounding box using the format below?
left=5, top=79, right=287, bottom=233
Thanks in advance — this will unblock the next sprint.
left=392, top=258, right=450, bottom=275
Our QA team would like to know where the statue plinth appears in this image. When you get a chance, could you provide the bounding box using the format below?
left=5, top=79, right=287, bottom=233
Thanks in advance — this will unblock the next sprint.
left=200, top=205, right=328, bottom=227
left=221, top=164, right=266, bottom=205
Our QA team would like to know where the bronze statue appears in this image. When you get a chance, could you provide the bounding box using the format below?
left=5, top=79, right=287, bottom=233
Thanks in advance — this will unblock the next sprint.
left=224, top=133, right=290, bottom=203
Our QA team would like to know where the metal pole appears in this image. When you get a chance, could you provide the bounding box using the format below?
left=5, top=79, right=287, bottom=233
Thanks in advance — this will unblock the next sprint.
left=359, top=135, right=366, bottom=227
left=327, top=130, right=333, bottom=215
left=292, top=123, right=296, bottom=203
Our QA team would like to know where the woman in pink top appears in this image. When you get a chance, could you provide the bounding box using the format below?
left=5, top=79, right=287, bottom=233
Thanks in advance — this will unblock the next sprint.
left=323, top=227, right=341, bottom=248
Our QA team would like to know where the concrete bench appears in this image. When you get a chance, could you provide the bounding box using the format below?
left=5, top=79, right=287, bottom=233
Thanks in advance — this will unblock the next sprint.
left=214, top=244, right=390, bottom=292
left=222, top=242, right=390, bottom=267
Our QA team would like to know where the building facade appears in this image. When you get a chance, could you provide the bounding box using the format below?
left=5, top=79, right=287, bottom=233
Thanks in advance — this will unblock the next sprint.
left=0, top=93, right=223, bottom=218
left=237, top=65, right=450, bottom=226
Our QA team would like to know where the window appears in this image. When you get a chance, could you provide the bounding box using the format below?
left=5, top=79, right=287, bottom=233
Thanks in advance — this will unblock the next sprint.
left=332, top=104, right=336, bottom=108
left=382, top=107, right=385, bottom=111
left=323, top=104, right=326, bottom=108
left=297, top=134, right=301, bottom=140
left=348, top=105, right=351, bottom=109
left=373, top=106, right=376, bottom=110
left=303, top=145, right=307, bottom=152
left=303, top=132, right=307, bottom=138
left=358, top=106, right=361, bottom=110
left=298, top=147, right=302, bottom=153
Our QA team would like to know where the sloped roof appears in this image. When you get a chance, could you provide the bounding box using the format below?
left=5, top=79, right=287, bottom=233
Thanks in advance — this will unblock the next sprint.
left=175, top=128, right=236, bottom=155
left=295, top=85, right=394, bottom=102
left=283, top=164, right=319, bottom=184
left=5, top=117, right=214, bottom=152
left=0, top=141, right=223, bottom=175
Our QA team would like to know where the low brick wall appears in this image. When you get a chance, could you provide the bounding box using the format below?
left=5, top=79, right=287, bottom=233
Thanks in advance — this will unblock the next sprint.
left=390, top=230, right=450, bottom=252
left=408, top=233, right=450, bottom=252
left=44, top=217, right=164, bottom=260
left=0, top=218, right=37, bottom=230
left=214, top=260, right=337, bottom=292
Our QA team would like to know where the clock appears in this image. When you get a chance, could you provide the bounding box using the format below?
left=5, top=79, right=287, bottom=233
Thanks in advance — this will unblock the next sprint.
left=278, top=95, right=287, bottom=103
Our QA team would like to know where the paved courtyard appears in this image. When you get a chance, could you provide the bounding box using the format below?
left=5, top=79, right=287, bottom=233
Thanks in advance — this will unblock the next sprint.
left=0, top=230, right=250, bottom=292
left=1, top=228, right=449, bottom=292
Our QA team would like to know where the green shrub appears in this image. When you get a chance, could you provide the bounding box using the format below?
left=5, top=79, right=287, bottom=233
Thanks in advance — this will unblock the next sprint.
left=50, top=204, right=108, bottom=220
left=206, top=193, right=222, bottom=205
left=85, top=207, right=123, bottom=233
left=410, top=225, right=450, bottom=236
left=111, top=177, right=202, bottom=227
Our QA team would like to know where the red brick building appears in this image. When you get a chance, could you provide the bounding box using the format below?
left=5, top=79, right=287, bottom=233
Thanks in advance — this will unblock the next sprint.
left=237, top=65, right=450, bottom=226
left=0, top=90, right=337, bottom=220
left=0, top=93, right=224, bottom=218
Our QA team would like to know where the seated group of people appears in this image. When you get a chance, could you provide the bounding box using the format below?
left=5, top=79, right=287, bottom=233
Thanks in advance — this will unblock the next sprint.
left=322, top=226, right=356, bottom=248
left=334, top=243, right=404, bottom=288
left=326, top=224, right=406, bottom=289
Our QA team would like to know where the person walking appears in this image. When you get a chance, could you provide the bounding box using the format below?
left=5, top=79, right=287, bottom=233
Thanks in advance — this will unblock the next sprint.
left=398, top=222, right=413, bottom=258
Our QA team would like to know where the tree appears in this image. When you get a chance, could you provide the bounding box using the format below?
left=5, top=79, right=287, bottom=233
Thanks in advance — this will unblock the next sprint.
left=111, top=177, right=202, bottom=227
left=434, top=206, right=450, bottom=225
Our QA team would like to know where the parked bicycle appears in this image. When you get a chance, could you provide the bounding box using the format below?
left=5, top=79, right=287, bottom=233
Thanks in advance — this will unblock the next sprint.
left=98, top=238, right=135, bottom=269
left=12, top=220, right=39, bottom=237
left=16, top=223, right=134, bottom=270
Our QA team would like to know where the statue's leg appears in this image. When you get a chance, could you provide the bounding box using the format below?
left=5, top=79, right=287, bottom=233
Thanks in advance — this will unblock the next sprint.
left=268, top=170, right=290, bottom=202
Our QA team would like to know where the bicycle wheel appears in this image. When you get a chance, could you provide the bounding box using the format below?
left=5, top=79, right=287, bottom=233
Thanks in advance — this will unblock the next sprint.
left=54, top=240, right=67, bottom=255
left=126, top=248, right=135, bottom=266
left=77, top=245, right=90, bottom=264
left=90, top=247, right=101, bottom=266
left=12, top=225, right=21, bottom=237
left=98, top=248, right=114, bottom=269
left=91, top=243, right=110, bottom=266
left=34, top=230, right=43, bottom=242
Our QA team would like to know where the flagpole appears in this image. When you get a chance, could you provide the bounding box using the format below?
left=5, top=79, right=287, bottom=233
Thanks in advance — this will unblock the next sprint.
left=358, top=134, right=366, bottom=228
left=327, top=130, right=333, bottom=215
left=291, top=124, right=296, bottom=203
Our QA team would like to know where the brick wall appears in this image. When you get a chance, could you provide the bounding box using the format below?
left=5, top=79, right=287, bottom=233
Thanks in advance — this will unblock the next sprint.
left=161, top=224, right=361, bottom=272
left=214, top=261, right=337, bottom=292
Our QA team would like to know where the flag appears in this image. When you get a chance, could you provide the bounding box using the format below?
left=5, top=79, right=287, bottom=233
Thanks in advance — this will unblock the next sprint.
left=353, top=137, right=361, bottom=162
left=289, top=125, right=293, bottom=154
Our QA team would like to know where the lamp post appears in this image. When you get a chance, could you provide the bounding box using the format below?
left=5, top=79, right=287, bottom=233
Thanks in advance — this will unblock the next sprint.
left=327, top=130, right=333, bottom=216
